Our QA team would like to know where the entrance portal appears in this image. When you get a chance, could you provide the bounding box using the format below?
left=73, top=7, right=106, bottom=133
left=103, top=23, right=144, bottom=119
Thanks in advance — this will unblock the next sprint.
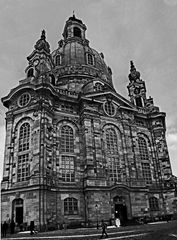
left=115, top=204, right=127, bottom=222
left=12, top=198, right=23, bottom=225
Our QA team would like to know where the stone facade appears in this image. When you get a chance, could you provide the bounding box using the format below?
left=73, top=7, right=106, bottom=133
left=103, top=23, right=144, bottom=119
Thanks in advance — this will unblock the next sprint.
left=1, top=15, right=177, bottom=229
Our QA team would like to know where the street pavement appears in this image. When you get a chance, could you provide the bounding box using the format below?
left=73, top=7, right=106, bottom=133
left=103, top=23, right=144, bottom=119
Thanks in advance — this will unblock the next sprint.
left=1, top=220, right=177, bottom=240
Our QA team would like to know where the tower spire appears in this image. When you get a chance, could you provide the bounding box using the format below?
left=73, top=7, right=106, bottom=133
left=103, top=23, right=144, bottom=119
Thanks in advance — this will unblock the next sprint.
left=128, top=60, right=140, bottom=82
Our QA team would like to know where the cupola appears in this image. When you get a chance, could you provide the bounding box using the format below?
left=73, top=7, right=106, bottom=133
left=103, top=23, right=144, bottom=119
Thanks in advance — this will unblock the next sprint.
left=62, top=13, right=88, bottom=44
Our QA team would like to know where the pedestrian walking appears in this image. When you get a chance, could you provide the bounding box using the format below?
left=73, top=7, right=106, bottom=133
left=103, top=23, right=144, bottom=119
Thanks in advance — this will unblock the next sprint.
left=10, top=219, right=15, bottom=234
left=100, top=220, right=108, bottom=239
left=2, top=221, right=8, bottom=237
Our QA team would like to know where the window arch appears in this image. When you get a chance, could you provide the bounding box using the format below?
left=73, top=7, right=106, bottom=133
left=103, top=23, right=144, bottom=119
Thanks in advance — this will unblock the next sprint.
left=106, top=128, right=120, bottom=182
left=27, top=68, right=34, bottom=78
left=55, top=55, right=61, bottom=66
left=19, top=123, right=30, bottom=152
left=87, top=53, right=94, bottom=65
left=64, top=197, right=78, bottom=215
left=149, top=197, right=159, bottom=211
left=61, top=125, right=74, bottom=153
left=73, top=27, right=81, bottom=38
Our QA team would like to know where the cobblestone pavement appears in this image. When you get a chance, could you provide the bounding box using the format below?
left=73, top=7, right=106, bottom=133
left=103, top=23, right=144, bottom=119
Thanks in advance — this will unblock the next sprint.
left=1, top=220, right=177, bottom=240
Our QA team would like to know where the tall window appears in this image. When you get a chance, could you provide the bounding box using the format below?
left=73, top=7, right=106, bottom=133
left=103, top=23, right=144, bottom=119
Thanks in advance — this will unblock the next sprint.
left=64, top=197, right=78, bottom=215
left=61, top=156, right=75, bottom=182
left=17, top=154, right=29, bottom=182
left=61, top=126, right=74, bottom=152
left=138, top=137, right=149, bottom=161
left=149, top=197, right=159, bottom=211
left=56, top=55, right=61, bottom=66
left=142, top=162, right=152, bottom=184
left=106, top=128, right=121, bottom=182
left=17, top=122, right=30, bottom=182
left=60, top=125, right=75, bottom=182
left=19, top=123, right=30, bottom=152
left=138, top=136, right=152, bottom=184
left=87, top=53, right=94, bottom=65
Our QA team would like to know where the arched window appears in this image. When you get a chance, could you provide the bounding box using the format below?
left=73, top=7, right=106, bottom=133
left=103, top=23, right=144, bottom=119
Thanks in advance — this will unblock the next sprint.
left=95, top=83, right=103, bottom=92
left=19, top=123, right=30, bottom=152
left=56, top=55, right=61, bottom=66
left=64, top=197, right=78, bottom=215
left=18, top=122, right=30, bottom=182
left=27, top=68, right=34, bottom=78
left=149, top=197, right=159, bottom=211
left=73, top=27, right=81, bottom=38
left=61, top=126, right=74, bottom=152
left=138, top=136, right=152, bottom=184
left=60, top=125, right=75, bottom=182
left=106, top=128, right=120, bottom=182
left=87, top=53, right=94, bottom=65
left=138, top=137, right=149, bottom=161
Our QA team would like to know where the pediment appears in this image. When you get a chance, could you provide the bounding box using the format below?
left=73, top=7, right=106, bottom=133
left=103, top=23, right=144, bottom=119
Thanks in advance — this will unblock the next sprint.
left=82, top=91, right=136, bottom=112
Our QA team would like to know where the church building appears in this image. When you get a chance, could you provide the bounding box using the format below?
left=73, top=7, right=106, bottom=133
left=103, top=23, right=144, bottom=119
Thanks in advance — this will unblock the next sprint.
left=1, top=15, right=177, bottom=230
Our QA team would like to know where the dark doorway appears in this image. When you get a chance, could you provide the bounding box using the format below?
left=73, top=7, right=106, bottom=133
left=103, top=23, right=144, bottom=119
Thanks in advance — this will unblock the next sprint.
left=115, top=204, right=127, bottom=225
left=12, top=198, right=24, bottom=225
left=16, top=207, right=23, bottom=225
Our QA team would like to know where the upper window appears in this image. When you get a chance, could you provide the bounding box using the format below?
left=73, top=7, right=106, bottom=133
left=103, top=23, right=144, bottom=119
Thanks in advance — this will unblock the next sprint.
left=87, top=53, right=94, bottom=65
left=56, top=55, right=61, bottom=66
left=106, top=128, right=120, bottom=182
left=73, top=27, right=81, bottom=38
left=64, top=197, right=78, bottom=215
left=18, top=93, right=30, bottom=107
left=104, top=101, right=115, bottom=116
left=19, top=123, right=30, bottom=152
left=61, top=125, right=74, bottom=153
left=138, top=137, right=149, bottom=161
left=95, top=83, right=103, bottom=92
left=149, top=197, right=159, bottom=211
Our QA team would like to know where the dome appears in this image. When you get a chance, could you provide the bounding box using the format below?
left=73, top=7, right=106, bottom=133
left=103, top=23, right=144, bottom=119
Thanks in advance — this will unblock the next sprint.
left=51, top=15, right=114, bottom=92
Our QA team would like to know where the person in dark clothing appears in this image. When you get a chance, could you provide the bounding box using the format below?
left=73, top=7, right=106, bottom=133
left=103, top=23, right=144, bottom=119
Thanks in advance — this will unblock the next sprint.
left=10, top=219, right=15, bottom=234
left=30, top=221, right=34, bottom=235
left=2, top=221, right=8, bottom=237
left=100, top=220, right=108, bottom=239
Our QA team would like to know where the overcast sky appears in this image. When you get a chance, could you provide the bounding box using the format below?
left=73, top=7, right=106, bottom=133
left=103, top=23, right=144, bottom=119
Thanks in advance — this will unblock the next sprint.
left=0, top=0, right=177, bottom=180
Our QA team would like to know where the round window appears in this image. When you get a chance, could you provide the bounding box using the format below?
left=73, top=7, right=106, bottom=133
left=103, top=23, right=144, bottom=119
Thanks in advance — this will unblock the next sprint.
left=18, top=93, right=30, bottom=107
left=104, top=101, right=115, bottom=116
